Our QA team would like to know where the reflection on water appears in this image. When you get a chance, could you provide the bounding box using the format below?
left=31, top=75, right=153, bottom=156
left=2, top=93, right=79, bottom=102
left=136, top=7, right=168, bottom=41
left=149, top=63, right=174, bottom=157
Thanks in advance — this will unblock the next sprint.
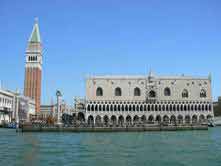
left=1, top=128, right=221, bottom=166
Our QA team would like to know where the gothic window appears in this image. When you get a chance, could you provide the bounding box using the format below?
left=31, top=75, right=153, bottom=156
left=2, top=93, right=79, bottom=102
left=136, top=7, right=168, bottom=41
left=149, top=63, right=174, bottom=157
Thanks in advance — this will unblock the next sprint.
left=115, top=87, right=122, bottom=96
left=149, top=90, right=156, bottom=98
left=134, top=87, right=141, bottom=96
left=200, top=89, right=207, bottom=98
left=164, top=87, right=171, bottom=96
left=96, top=87, right=103, bottom=96
left=182, top=89, right=189, bottom=98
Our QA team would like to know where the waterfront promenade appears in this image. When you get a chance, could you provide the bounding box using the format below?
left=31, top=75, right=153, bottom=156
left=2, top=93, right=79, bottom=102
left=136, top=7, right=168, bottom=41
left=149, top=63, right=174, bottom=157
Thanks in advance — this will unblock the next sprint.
left=21, top=123, right=208, bottom=132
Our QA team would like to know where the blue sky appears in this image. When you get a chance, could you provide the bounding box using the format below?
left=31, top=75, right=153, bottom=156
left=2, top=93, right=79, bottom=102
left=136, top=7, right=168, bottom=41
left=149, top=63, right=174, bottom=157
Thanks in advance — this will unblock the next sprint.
left=0, top=0, right=221, bottom=104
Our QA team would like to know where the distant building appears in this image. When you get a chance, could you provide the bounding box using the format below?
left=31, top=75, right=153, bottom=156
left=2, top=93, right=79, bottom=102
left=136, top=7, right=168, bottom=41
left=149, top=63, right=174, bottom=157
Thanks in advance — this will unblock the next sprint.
left=0, top=89, right=15, bottom=124
left=24, top=19, right=42, bottom=113
left=83, top=71, right=214, bottom=126
left=213, top=97, right=221, bottom=117
left=0, top=88, right=35, bottom=124
left=38, top=105, right=55, bottom=120
left=18, top=95, right=35, bottom=122
left=37, top=102, right=73, bottom=123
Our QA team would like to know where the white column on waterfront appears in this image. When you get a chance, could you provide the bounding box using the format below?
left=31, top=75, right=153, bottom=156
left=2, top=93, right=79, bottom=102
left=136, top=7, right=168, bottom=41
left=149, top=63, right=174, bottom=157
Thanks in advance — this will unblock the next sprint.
left=56, top=90, right=62, bottom=125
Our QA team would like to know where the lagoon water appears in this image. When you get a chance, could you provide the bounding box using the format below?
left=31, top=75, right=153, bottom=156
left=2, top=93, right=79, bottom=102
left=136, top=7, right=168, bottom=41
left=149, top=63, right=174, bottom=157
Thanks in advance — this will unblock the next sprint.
left=1, top=128, right=221, bottom=166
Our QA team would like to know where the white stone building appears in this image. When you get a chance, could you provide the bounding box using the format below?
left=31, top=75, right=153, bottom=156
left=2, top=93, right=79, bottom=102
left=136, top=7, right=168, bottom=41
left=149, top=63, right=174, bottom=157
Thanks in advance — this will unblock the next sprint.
left=84, top=72, right=214, bottom=126
left=18, top=95, right=35, bottom=122
left=0, top=88, right=35, bottom=124
left=0, top=89, right=15, bottom=124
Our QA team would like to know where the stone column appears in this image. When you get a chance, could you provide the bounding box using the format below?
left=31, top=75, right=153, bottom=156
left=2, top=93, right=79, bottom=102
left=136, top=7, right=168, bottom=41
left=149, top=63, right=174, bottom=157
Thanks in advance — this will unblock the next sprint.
left=56, top=90, right=62, bottom=125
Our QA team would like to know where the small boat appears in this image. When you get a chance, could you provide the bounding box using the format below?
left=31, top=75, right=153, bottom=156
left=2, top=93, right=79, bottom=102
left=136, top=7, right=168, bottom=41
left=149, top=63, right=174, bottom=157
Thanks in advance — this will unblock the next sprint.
left=7, top=122, right=16, bottom=129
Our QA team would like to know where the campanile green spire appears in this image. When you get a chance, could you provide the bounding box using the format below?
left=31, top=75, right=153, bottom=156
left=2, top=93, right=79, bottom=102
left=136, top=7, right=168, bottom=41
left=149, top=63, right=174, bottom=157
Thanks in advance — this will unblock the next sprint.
left=29, top=18, right=41, bottom=43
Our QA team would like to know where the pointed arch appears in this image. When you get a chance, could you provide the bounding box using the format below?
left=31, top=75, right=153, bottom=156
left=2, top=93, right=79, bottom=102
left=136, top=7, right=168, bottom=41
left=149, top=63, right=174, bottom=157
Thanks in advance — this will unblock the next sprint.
left=118, top=115, right=124, bottom=126
left=110, top=105, right=113, bottom=111
left=110, top=115, right=117, bottom=126
left=177, top=115, right=183, bottom=124
left=185, top=115, right=191, bottom=124
left=170, top=115, right=176, bottom=124
left=141, top=115, right=147, bottom=123
left=126, top=115, right=132, bottom=125
left=163, top=115, right=169, bottom=124
left=136, top=105, right=139, bottom=111
left=77, top=112, right=85, bottom=122
left=192, top=115, right=198, bottom=124
left=99, top=105, right=102, bottom=111
left=87, top=115, right=94, bottom=126
left=95, top=115, right=102, bottom=126
left=133, top=115, right=140, bottom=124
left=140, top=105, right=143, bottom=111
left=91, top=105, right=94, bottom=111
left=114, top=105, right=117, bottom=111
left=133, top=105, right=136, bottom=111
left=102, top=105, right=105, bottom=111
left=125, top=105, right=128, bottom=111
left=199, top=115, right=205, bottom=123
left=148, top=115, right=154, bottom=123
left=156, top=115, right=161, bottom=123
left=118, top=105, right=121, bottom=111
left=129, top=105, right=132, bottom=111
left=103, top=115, right=109, bottom=126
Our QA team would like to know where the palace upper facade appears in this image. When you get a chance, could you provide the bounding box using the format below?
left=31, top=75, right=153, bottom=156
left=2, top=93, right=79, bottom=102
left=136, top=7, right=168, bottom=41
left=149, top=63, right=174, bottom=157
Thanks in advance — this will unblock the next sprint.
left=86, top=72, right=211, bottom=102
left=84, top=72, right=213, bottom=125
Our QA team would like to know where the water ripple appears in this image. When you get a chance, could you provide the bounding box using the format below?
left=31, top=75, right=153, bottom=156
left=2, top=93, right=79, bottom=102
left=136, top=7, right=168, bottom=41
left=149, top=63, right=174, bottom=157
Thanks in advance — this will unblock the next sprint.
left=1, top=128, right=221, bottom=166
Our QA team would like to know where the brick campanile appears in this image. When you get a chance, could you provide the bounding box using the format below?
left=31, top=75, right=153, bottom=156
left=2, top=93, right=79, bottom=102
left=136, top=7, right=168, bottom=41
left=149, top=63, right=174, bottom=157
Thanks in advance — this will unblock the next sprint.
left=24, top=19, right=42, bottom=113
